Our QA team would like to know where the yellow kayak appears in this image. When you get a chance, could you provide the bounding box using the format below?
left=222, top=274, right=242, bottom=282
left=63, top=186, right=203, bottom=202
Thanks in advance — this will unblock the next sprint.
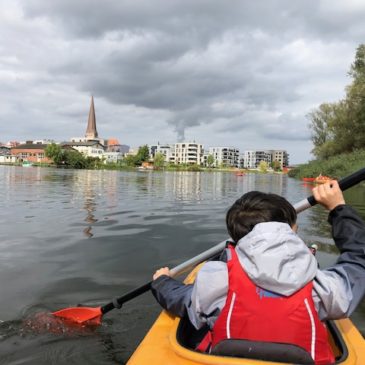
left=127, top=264, right=365, bottom=365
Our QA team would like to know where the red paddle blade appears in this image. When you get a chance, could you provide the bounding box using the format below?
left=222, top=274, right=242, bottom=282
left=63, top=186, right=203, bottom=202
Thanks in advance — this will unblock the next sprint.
left=52, top=306, right=102, bottom=324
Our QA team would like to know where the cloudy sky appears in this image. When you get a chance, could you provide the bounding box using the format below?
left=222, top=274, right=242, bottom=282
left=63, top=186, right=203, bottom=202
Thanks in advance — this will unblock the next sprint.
left=1, top=0, right=365, bottom=163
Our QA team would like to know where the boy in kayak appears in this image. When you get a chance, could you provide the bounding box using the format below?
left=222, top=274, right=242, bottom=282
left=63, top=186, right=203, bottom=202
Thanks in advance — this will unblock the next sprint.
left=152, top=181, right=365, bottom=364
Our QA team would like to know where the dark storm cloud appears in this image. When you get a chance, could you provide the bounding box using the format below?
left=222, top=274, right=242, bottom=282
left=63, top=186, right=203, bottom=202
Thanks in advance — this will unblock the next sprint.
left=22, top=0, right=365, bottom=42
left=23, top=0, right=306, bottom=39
left=1, top=1, right=365, bottom=162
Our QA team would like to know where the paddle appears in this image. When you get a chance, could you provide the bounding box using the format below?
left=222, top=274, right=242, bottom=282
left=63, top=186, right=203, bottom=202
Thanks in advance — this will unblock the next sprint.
left=52, top=167, right=365, bottom=324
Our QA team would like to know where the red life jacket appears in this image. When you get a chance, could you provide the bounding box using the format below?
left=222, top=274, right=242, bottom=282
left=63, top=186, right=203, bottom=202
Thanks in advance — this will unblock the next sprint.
left=202, top=245, right=335, bottom=365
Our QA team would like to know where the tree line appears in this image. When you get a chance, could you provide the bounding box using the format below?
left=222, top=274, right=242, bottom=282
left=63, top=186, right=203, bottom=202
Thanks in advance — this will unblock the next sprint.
left=45, top=143, right=166, bottom=169
left=309, top=44, right=365, bottom=159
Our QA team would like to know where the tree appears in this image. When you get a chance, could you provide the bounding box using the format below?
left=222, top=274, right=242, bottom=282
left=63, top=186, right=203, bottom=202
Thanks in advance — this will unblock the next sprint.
left=258, top=160, right=268, bottom=173
left=271, top=160, right=281, bottom=171
left=207, top=154, right=215, bottom=167
left=187, top=163, right=202, bottom=171
left=349, top=44, right=365, bottom=82
left=45, top=143, right=64, bottom=165
left=154, top=152, right=165, bottom=169
left=124, top=154, right=137, bottom=167
left=64, top=150, right=86, bottom=168
left=134, top=145, right=150, bottom=166
left=328, top=100, right=354, bottom=154
left=308, top=103, right=337, bottom=159
left=346, top=44, right=365, bottom=150
left=86, top=156, right=104, bottom=169
left=308, top=44, right=365, bottom=159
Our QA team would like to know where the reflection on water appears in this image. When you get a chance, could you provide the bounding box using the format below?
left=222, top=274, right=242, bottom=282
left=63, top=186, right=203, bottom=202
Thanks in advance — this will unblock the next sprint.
left=0, top=166, right=364, bottom=364
left=83, top=187, right=98, bottom=238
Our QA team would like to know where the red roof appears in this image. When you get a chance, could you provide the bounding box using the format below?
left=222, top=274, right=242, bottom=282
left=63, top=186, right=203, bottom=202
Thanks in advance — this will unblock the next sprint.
left=108, top=138, right=120, bottom=146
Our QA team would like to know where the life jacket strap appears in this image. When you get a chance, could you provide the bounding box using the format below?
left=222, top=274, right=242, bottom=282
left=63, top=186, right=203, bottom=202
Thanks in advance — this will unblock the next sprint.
left=196, top=330, right=212, bottom=353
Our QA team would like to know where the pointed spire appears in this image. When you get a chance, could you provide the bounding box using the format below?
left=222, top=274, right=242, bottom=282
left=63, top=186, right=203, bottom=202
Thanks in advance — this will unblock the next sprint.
left=85, top=96, right=98, bottom=139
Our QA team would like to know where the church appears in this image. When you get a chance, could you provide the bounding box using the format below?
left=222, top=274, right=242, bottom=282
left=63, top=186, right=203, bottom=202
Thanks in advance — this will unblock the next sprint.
left=64, top=96, right=129, bottom=160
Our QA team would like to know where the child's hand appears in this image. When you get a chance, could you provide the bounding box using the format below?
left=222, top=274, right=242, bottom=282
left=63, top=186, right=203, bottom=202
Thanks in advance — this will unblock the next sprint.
left=312, top=180, right=346, bottom=211
left=153, top=267, right=171, bottom=280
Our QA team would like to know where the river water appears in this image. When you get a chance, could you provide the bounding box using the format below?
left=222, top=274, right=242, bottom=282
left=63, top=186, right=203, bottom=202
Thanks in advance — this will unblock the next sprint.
left=0, top=166, right=364, bottom=364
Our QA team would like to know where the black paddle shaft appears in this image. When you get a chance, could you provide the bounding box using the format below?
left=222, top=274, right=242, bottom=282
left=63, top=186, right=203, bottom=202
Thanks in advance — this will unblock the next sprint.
left=101, top=166, right=365, bottom=315
left=101, top=282, right=152, bottom=314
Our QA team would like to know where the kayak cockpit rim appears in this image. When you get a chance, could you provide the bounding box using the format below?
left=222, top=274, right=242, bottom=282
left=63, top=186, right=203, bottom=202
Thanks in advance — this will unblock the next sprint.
left=175, top=311, right=349, bottom=364
left=327, top=320, right=349, bottom=364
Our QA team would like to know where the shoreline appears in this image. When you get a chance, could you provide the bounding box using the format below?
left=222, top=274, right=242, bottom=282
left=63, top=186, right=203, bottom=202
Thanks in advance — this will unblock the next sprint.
left=0, top=162, right=287, bottom=174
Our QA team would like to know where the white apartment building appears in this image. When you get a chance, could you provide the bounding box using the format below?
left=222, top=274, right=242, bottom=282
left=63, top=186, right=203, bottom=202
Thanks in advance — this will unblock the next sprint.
left=269, top=150, right=289, bottom=168
left=63, top=141, right=105, bottom=158
left=150, top=143, right=175, bottom=163
left=243, top=150, right=289, bottom=169
left=173, top=142, right=204, bottom=165
left=239, top=153, right=245, bottom=169
left=102, top=151, right=124, bottom=163
left=0, top=155, right=17, bottom=163
left=243, top=151, right=258, bottom=168
left=256, top=150, right=272, bottom=167
left=243, top=150, right=267, bottom=169
left=208, top=147, right=240, bottom=167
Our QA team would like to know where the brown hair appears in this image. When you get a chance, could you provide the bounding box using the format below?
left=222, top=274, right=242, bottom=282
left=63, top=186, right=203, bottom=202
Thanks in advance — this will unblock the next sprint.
left=226, top=191, right=297, bottom=243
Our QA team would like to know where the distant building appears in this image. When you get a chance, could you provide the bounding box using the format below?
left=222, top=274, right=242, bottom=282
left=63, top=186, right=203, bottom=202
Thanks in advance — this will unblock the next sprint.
left=269, top=150, right=289, bottom=168
left=0, top=146, right=15, bottom=164
left=0, top=155, right=17, bottom=163
left=11, top=143, right=52, bottom=163
left=69, top=96, right=132, bottom=160
left=71, top=96, right=105, bottom=146
left=243, top=151, right=257, bottom=169
left=125, top=148, right=138, bottom=157
left=105, top=138, right=130, bottom=155
left=149, top=143, right=175, bottom=163
left=85, top=96, right=98, bottom=140
left=207, top=147, right=240, bottom=167
left=149, top=142, right=204, bottom=165
left=239, top=153, right=245, bottom=169
left=256, top=150, right=272, bottom=167
left=102, top=152, right=124, bottom=164
left=242, top=150, right=289, bottom=169
left=0, top=146, right=10, bottom=155
left=32, top=139, right=57, bottom=145
left=173, top=142, right=204, bottom=165
left=62, top=141, right=105, bottom=158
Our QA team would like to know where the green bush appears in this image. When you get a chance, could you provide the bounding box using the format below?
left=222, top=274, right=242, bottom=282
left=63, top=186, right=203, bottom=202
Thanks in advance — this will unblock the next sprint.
left=288, top=149, right=365, bottom=179
left=187, top=164, right=202, bottom=171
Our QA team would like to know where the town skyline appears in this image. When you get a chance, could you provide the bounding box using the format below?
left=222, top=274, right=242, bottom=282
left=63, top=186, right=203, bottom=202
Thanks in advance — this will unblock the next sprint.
left=1, top=96, right=289, bottom=169
left=0, top=95, right=290, bottom=159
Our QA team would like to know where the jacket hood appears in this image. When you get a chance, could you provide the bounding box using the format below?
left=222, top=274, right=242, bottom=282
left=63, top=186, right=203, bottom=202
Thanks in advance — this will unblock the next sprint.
left=236, top=222, right=317, bottom=296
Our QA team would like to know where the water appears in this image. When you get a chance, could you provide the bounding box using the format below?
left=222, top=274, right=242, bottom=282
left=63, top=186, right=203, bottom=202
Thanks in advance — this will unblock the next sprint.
left=0, top=166, right=364, bottom=364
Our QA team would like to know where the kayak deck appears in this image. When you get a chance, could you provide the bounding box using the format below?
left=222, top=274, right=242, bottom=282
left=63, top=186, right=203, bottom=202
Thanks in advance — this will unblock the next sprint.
left=127, top=266, right=365, bottom=365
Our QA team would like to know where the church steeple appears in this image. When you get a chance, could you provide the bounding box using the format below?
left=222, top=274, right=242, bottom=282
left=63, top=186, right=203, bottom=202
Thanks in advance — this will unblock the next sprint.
left=85, top=96, right=98, bottom=139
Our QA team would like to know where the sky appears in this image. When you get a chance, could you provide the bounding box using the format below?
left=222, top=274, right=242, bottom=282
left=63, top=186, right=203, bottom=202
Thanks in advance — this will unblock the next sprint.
left=1, top=1, right=365, bottom=164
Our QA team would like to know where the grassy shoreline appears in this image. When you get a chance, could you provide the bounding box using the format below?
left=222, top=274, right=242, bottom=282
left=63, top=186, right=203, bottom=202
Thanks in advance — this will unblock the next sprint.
left=288, top=150, right=365, bottom=180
